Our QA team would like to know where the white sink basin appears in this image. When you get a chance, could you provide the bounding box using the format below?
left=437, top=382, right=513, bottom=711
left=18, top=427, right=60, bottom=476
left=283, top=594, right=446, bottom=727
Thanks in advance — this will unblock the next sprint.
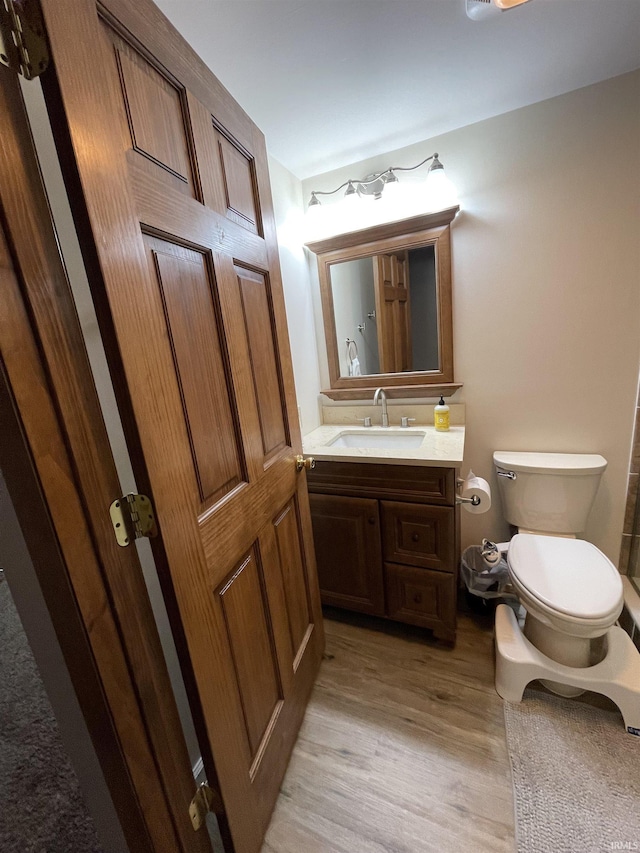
left=328, top=430, right=426, bottom=450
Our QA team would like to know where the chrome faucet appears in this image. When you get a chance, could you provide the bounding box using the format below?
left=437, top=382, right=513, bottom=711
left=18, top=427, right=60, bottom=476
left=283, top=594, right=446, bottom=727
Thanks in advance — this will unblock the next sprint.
left=373, top=387, right=389, bottom=427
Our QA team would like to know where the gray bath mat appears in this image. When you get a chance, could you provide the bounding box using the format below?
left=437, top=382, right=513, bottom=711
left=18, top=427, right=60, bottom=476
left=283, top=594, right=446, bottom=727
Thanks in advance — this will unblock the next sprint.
left=504, top=688, right=640, bottom=853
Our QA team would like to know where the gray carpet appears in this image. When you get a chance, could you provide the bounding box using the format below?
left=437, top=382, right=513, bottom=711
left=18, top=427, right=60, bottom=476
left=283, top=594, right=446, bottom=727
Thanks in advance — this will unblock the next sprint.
left=504, top=688, right=640, bottom=853
left=0, top=577, right=104, bottom=853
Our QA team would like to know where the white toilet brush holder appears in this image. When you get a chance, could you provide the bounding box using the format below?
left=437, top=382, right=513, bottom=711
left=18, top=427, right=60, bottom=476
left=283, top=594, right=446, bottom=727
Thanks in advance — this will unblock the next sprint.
left=495, top=604, right=640, bottom=735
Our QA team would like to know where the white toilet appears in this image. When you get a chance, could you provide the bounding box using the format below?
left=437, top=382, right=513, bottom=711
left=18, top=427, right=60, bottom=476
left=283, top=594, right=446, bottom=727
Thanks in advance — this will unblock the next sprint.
left=492, top=451, right=640, bottom=734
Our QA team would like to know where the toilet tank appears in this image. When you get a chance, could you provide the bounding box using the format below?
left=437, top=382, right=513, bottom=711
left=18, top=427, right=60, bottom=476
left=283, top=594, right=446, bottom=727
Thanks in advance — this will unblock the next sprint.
left=493, top=451, right=607, bottom=535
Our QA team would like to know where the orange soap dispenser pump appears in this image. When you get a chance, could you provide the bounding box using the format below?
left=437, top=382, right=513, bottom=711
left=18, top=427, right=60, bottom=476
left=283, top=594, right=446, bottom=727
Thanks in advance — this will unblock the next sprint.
left=434, top=395, right=450, bottom=432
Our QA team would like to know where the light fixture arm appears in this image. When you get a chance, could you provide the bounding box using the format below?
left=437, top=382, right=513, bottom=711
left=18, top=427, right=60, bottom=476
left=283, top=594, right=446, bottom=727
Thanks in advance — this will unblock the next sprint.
left=308, top=153, right=442, bottom=207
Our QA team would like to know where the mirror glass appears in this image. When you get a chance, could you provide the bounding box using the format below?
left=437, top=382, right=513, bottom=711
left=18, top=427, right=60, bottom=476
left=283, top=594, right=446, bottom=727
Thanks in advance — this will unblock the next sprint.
left=330, top=245, right=438, bottom=378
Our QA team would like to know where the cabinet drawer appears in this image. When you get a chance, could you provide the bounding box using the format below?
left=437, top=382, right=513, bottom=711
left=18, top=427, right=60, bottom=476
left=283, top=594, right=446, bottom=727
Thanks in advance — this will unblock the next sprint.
left=307, top=461, right=455, bottom=505
left=384, top=563, right=456, bottom=640
left=381, top=501, right=454, bottom=571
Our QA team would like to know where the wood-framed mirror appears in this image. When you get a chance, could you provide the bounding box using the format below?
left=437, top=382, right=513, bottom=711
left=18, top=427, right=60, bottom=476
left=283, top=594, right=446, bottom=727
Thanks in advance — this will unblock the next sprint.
left=306, top=206, right=461, bottom=399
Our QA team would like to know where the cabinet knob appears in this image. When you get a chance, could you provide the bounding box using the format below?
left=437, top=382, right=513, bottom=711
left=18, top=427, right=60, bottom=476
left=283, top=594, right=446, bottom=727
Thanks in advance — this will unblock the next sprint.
left=412, top=533, right=420, bottom=542
left=413, top=592, right=423, bottom=604
left=368, top=517, right=376, bottom=525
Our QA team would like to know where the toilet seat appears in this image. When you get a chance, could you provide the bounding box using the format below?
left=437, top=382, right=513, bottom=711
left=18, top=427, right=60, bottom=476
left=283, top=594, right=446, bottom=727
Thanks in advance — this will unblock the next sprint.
left=508, top=533, right=623, bottom=624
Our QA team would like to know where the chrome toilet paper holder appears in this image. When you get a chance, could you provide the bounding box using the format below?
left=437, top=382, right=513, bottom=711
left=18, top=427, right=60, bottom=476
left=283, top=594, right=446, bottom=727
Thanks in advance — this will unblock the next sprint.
left=456, top=494, right=481, bottom=506
left=456, top=476, right=482, bottom=506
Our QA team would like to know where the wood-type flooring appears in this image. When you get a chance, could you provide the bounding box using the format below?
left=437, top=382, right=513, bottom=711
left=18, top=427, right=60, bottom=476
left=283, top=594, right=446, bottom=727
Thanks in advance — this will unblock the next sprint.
left=262, top=608, right=514, bottom=853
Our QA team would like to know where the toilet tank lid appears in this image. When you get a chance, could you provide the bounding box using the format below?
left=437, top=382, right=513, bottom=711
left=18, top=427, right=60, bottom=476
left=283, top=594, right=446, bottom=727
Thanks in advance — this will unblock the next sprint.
left=493, top=451, right=607, bottom=475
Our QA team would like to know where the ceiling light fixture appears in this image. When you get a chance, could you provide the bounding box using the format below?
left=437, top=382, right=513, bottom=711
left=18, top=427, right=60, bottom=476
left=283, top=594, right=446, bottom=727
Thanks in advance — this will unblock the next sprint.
left=306, top=152, right=456, bottom=213
left=466, top=0, right=531, bottom=21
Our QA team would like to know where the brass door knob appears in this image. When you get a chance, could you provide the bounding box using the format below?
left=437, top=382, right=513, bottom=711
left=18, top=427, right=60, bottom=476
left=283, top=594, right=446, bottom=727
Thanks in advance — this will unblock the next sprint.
left=295, top=455, right=316, bottom=472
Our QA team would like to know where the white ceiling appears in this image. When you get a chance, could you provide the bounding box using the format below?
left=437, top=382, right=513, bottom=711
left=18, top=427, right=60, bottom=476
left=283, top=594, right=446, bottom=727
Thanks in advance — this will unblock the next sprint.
left=154, top=0, right=640, bottom=180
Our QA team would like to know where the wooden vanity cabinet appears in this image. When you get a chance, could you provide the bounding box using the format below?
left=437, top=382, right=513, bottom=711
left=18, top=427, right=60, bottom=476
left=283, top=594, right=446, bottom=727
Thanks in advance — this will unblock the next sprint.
left=307, top=461, right=460, bottom=642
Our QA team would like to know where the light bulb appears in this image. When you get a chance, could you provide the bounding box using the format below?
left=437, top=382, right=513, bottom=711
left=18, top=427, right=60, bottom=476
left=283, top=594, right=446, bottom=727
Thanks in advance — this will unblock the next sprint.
left=425, top=159, right=458, bottom=210
left=382, top=178, right=402, bottom=203
left=304, top=197, right=328, bottom=241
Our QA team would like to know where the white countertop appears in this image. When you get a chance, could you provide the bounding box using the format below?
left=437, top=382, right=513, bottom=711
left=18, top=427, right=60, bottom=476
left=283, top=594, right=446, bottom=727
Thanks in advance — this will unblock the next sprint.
left=302, top=424, right=465, bottom=468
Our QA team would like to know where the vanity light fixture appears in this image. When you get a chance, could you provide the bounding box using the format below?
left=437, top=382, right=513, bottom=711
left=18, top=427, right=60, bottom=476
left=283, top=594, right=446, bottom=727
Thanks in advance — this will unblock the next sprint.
left=306, top=152, right=456, bottom=213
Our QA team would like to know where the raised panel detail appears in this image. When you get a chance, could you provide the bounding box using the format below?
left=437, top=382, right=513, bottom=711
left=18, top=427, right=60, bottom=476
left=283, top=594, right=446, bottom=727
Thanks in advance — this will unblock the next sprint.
left=115, top=39, right=193, bottom=186
left=309, top=493, right=385, bottom=616
left=216, top=130, right=261, bottom=234
left=218, top=550, right=283, bottom=759
left=236, top=265, right=288, bottom=462
left=144, top=235, right=244, bottom=504
left=273, top=500, right=312, bottom=666
left=381, top=501, right=454, bottom=572
left=384, top=563, right=456, bottom=639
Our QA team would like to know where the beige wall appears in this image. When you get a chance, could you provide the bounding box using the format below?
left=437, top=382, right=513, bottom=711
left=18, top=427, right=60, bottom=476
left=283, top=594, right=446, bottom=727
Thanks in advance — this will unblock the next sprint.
left=276, top=71, right=640, bottom=564
left=269, top=156, right=323, bottom=435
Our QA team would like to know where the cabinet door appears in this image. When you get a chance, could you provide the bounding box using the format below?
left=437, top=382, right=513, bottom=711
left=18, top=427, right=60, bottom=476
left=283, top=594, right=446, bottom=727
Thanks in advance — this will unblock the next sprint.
left=381, top=501, right=454, bottom=571
left=309, top=494, right=384, bottom=615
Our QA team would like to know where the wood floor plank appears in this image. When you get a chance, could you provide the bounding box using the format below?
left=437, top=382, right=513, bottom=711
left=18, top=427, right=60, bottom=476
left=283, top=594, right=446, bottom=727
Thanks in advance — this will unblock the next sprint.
left=261, top=610, right=514, bottom=853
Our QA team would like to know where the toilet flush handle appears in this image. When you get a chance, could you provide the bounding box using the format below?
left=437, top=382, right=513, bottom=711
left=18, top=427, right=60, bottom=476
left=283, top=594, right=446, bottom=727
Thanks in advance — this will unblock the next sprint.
left=497, top=470, right=517, bottom=481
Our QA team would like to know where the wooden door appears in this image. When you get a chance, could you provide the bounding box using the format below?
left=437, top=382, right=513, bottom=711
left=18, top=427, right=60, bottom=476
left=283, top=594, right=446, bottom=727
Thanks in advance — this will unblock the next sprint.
left=0, top=68, right=210, bottom=853
left=309, top=493, right=385, bottom=616
left=373, top=252, right=413, bottom=372
left=38, top=1, right=324, bottom=851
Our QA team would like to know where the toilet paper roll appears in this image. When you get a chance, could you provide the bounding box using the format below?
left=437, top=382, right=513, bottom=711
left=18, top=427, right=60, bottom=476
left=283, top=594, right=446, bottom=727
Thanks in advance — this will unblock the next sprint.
left=460, top=471, right=492, bottom=514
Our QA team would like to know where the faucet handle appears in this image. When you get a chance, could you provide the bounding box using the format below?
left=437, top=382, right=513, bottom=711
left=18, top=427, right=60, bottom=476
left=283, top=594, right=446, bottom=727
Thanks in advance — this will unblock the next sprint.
left=357, top=417, right=372, bottom=428
left=400, top=416, right=416, bottom=428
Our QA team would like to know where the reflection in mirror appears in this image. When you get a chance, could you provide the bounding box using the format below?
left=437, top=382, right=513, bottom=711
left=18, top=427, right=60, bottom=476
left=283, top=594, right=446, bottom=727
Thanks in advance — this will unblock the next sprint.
left=331, top=245, right=438, bottom=378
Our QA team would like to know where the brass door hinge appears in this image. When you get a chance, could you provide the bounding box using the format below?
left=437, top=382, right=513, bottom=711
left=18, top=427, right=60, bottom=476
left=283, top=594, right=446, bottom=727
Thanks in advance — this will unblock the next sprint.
left=109, top=493, right=157, bottom=547
left=189, top=784, right=223, bottom=831
left=0, top=0, right=49, bottom=79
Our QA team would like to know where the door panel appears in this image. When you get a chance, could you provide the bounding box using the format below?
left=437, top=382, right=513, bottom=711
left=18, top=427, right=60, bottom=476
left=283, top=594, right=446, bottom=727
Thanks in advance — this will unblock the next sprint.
left=236, top=264, right=288, bottom=463
left=109, top=25, right=197, bottom=198
left=217, top=549, right=283, bottom=760
left=216, top=130, right=262, bottom=234
left=144, top=235, right=245, bottom=504
left=39, top=1, right=324, bottom=851
left=272, top=499, right=314, bottom=666
left=118, top=49, right=192, bottom=183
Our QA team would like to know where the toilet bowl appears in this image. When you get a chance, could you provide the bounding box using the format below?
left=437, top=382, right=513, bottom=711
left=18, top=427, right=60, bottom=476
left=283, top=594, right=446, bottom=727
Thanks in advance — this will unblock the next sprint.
left=507, top=533, right=623, bottom=696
